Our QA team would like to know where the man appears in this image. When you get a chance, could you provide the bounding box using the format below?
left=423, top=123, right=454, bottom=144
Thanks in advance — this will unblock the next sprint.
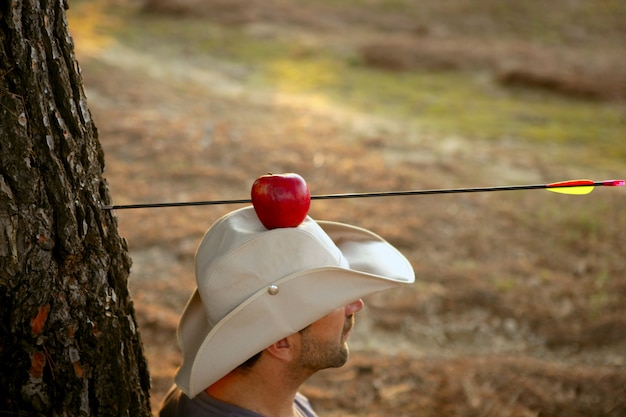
left=160, top=206, right=415, bottom=417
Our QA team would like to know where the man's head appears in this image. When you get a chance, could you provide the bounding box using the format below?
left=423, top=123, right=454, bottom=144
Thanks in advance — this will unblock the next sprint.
left=175, top=206, right=414, bottom=397
left=235, top=298, right=363, bottom=381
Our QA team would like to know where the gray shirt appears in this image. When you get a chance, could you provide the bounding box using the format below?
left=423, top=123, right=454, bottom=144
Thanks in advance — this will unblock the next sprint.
left=159, top=385, right=319, bottom=417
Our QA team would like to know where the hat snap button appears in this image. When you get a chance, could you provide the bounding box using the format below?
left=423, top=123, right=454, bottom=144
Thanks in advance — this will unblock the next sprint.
left=267, top=284, right=279, bottom=295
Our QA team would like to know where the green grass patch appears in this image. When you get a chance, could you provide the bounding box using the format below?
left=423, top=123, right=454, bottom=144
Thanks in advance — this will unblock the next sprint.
left=112, top=12, right=626, bottom=162
left=324, top=67, right=625, bottom=150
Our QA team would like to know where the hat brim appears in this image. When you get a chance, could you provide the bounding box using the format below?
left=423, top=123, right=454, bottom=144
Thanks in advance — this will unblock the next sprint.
left=175, top=221, right=414, bottom=397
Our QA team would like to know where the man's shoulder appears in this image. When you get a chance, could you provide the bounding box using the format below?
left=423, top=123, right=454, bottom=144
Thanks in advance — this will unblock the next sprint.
left=159, top=385, right=266, bottom=417
left=160, top=385, right=319, bottom=417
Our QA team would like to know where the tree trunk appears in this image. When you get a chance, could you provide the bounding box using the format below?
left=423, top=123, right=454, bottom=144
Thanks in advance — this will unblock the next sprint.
left=0, top=1, right=151, bottom=415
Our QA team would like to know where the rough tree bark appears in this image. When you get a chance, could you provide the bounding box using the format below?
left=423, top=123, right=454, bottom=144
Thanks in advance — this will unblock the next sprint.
left=1, top=1, right=151, bottom=415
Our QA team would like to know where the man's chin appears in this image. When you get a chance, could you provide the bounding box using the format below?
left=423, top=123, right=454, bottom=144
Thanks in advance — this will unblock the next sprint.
left=332, top=344, right=350, bottom=369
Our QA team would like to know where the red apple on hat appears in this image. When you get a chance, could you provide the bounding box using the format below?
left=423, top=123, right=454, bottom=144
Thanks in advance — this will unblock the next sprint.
left=251, top=173, right=311, bottom=230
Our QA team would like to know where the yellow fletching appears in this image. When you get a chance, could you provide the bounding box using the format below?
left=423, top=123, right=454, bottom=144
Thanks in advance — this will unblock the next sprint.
left=547, top=186, right=593, bottom=195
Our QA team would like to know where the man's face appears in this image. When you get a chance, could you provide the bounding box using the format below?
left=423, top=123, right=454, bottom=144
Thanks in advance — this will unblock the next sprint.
left=295, top=299, right=364, bottom=372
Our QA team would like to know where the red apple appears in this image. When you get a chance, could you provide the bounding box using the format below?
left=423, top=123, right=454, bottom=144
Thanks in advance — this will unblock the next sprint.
left=251, top=173, right=311, bottom=230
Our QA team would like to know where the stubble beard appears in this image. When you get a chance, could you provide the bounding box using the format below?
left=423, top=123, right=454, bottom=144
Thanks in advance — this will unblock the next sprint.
left=297, top=315, right=355, bottom=373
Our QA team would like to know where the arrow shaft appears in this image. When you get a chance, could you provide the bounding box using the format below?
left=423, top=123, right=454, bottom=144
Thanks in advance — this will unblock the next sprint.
left=101, top=180, right=622, bottom=210
left=101, top=198, right=252, bottom=210
left=311, top=183, right=549, bottom=201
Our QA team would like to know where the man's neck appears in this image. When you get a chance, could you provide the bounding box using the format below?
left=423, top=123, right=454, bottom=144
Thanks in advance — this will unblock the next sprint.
left=205, top=367, right=306, bottom=417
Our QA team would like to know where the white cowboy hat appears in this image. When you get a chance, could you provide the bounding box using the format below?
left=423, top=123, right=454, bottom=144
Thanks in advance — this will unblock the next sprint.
left=175, top=206, right=415, bottom=397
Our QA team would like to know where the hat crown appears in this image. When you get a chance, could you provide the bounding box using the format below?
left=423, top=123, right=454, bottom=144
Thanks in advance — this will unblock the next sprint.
left=195, top=207, right=348, bottom=327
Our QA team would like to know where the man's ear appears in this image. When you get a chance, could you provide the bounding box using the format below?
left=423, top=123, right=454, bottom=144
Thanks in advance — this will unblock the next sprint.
left=265, top=335, right=296, bottom=361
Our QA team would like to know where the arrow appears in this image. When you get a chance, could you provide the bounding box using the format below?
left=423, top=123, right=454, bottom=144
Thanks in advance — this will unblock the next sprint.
left=545, top=179, right=622, bottom=195
left=100, top=179, right=624, bottom=210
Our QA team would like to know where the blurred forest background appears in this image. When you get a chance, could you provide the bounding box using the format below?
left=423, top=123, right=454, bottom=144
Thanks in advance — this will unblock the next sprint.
left=67, top=0, right=625, bottom=415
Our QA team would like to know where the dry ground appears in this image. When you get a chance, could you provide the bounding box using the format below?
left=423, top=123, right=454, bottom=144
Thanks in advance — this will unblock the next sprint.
left=73, top=1, right=626, bottom=415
